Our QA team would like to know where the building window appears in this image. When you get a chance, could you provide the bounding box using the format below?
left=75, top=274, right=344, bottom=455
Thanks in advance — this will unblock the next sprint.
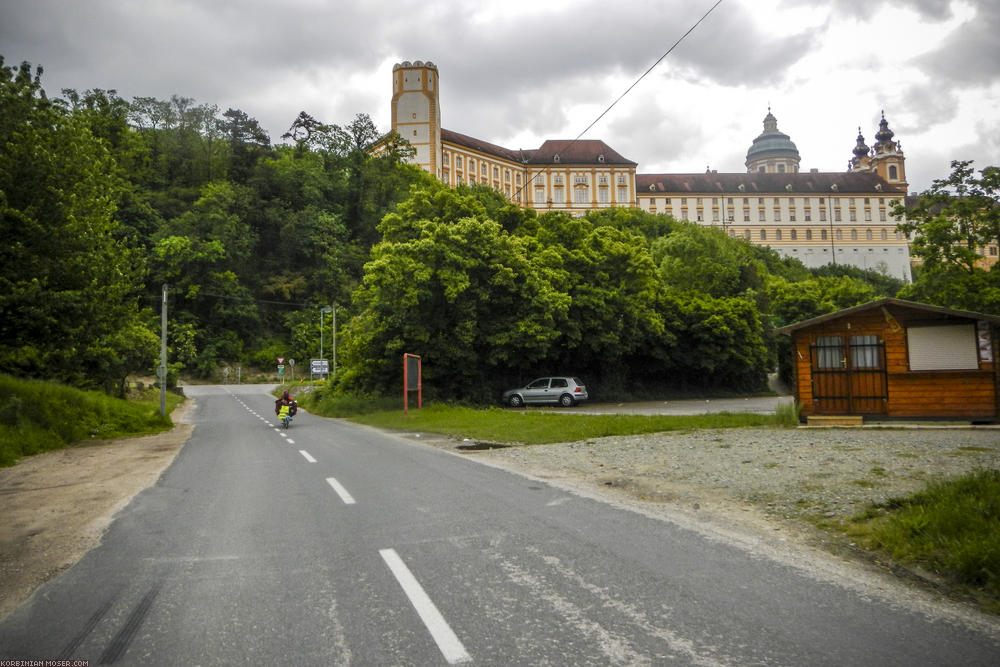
left=889, top=165, right=898, bottom=179
left=575, top=175, right=588, bottom=184
left=820, top=210, right=827, bottom=222
left=851, top=335, right=882, bottom=368
left=758, top=210, right=766, bottom=221
left=599, top=175, right=608, bottom=184
left=554, top=189, right=564, bottom=204
left=866, top=229, right=873, bottom=240
left=776, top=229, right=782, bottom=240
left=442, top=173, right=449, bottom=184
left=535, top=187, right=545, bottom=202
left=618, top=187, right=627, bottom=201
left=804, top=209, right=811, bottom=222
left=806, top=229, right=812, bottom=240
left=834, top=210, right=842, bottom=222
left=494, top=167, right=500, bottom=178
left=851, top=229, right=858, bottom=240
left=456, top=156, right=462, bottom=168
left=850, top=210, right=857, bottom=222
left=837, top=229, right=843, bottom=240
left=821, top=229, right=827, bottom=240
left=880, top=211, right=887, bottom=221
left=744, top=212, right=751, bottom=222
left=881, top=229, right=888, bottom=240
left=790, top=210, right=796, bottom=222
left=599, top=189, right=609, bottom=203
left=790, top=229, right=797, bottom=240
left=443, top=153, right=450, bottom=164
left=575, top=188, right=588, bottom=204
left=554, top=175, right=563, bottom=184
left=744, top=229, right=751, bottom=239
left=815, top=336, right=843, bottom=369
left=760, top=230, right=767, bottom=240
left=534, top=174, right=544, bottom=184
left=774, top=210, right=781, bottom=221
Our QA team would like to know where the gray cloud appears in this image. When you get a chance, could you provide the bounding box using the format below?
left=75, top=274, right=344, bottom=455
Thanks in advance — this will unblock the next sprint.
left=780, top=0, right=954, bottom=21
left=915, top=1, right=1000, bottom=85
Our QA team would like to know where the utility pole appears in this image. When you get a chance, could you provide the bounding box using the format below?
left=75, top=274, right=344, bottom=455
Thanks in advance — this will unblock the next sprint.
left=160, top=284, right=168, bottom=417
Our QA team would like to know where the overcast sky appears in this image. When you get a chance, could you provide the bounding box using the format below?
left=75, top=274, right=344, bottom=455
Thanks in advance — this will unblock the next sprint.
left=2, top=0, right=998, bottom=193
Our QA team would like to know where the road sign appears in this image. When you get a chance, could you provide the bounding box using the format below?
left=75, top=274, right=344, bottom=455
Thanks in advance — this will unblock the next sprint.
left=278, top=364, right=284, bottom=376
left=311, top=359, right=329, bottom=375
left=277, top=356, right=285, bottom=364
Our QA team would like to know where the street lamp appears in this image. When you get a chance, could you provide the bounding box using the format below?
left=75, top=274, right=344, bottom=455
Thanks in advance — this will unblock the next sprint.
left=331, top=304, right=338, bottom=380
left=319, top=306, right=332, bottom=364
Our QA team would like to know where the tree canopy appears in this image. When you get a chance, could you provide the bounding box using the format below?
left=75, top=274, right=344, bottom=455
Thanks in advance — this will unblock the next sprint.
left=5, top=56, right=977, bottom=402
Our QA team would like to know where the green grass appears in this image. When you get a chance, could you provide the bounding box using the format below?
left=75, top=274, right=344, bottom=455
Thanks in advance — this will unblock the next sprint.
left=846, top=469, right=1000, bottom=613
left=301, top=393, right=798, bottom=445
left=0, top=374, right=182, bottom=466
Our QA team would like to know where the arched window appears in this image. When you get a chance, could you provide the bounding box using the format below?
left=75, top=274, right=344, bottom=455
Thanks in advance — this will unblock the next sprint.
left=888, top=165, right=898, bottom=180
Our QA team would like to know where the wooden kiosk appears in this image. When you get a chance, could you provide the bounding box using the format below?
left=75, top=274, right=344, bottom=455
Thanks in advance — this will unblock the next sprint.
left=776, top=298, right=1000, bottom=423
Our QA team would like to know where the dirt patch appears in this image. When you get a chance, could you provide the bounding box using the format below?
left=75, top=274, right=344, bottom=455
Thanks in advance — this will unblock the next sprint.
left=0, top=400, right=194, bottom=620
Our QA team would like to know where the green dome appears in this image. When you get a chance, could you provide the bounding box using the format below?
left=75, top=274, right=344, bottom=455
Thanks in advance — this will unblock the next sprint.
left=745, top=111, right=800, bottom=164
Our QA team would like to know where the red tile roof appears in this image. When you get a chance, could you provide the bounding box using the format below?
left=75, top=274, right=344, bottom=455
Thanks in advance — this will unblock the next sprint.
left=636, top=171, right=903, bottom=195
left=440, top=130, right=637, bottom=166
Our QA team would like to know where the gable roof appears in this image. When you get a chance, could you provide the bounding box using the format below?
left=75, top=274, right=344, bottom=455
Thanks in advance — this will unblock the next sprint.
left=522, top=139, right=637, bottom=166
left=636, top=171, right=903, bottom=196
left=775, top=298, right=1000, bottom=334
left=439, top=129, right=637, bottom=167
left=440, top=128, right=525, bottom=163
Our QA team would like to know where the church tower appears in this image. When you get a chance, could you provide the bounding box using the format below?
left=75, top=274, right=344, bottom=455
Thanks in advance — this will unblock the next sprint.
left=869, top=112, right=907, bottom=192
left=391, top=61, right=442, bottom=178
left=848, top=127, right=872, bottom=172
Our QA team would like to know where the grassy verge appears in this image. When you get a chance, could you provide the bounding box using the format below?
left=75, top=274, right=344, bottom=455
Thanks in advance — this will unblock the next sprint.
left=301, top=394, right=799, bottom=445
left=841, top=469, right=1000, bottom=614
left=0, top=374, right=183, bottom=466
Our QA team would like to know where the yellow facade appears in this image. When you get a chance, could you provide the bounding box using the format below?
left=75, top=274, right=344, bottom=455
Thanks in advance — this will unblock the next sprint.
left=390, top=61, right=913, bottom=278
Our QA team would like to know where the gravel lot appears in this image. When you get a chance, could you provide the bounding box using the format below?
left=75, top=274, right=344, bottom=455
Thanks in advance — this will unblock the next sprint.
left=455, top=426, right=1000, bottom=525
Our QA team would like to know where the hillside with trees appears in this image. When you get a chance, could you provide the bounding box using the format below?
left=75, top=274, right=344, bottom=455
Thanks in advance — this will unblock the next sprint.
left=3, top=56, right=992, bottom=403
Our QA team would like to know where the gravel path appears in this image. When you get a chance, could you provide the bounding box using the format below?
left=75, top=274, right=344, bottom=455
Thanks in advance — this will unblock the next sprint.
left=461, top=426, right=1000, bottom=523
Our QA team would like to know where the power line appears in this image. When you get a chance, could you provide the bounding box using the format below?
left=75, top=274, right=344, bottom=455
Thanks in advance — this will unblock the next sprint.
left=514, top=0, right=725, bottom=203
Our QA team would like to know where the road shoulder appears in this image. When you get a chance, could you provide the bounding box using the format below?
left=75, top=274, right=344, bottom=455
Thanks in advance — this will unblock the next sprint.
left=0, top=400, right=194, bottom=620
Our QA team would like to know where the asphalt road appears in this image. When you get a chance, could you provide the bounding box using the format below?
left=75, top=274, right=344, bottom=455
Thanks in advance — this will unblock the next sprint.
left=1, top=384, right=997, bottom=665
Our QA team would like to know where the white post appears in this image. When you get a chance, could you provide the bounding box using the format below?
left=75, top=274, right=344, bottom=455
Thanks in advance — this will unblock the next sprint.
left=160, top=283, right=168, bottom=417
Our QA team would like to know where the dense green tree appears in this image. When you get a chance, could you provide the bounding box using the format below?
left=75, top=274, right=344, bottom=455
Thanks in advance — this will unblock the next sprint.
left=894, top=160, right=1000, bottom=315
left=896, top=160, right=1000, bottom=273
left=0, top=59, right=155, bottom=392
left=341, top=186, right=568, bottom=400
left=652, top=222, right=766, bottom=299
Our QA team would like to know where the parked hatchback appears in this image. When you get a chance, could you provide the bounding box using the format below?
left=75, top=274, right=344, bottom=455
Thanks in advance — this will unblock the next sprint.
left=502, top=377, right=588, bottom=408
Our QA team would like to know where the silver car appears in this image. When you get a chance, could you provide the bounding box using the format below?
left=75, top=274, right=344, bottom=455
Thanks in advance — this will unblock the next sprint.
left=502, top=377, right=588, bottom=408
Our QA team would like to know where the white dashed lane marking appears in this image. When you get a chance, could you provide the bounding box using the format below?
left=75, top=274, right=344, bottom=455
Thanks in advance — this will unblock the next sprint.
left=326, top=477, right=356, bottom=505
left=380, top=548, right=471, bottom=664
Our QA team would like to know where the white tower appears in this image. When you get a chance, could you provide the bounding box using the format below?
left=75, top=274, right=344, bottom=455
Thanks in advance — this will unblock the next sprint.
left=391, top=61, right=442, bottom=178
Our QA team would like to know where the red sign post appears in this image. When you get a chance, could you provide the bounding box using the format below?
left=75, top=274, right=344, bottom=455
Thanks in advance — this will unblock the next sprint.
left=403, top=353, right=422, bottom=414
